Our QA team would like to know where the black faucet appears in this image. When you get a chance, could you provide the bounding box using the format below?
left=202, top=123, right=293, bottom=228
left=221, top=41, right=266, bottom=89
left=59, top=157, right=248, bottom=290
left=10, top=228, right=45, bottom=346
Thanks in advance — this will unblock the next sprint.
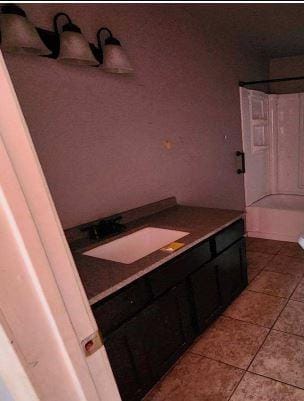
left=80, top=215, right=126, bottom=241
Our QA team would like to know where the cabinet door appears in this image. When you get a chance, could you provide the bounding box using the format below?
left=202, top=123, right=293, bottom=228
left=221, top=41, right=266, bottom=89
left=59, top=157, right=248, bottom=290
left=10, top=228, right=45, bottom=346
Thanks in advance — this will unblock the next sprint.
left=140, top=282, right=195, bottom=380
left=104, top=316, right=152, bottom=401
left=190, top=238, right=247, bottom=332
left=190, top=259, right=222, bottom=332
left=104, top=282, right=195, bottom=401
left=218, top=238, right=247, bottom=307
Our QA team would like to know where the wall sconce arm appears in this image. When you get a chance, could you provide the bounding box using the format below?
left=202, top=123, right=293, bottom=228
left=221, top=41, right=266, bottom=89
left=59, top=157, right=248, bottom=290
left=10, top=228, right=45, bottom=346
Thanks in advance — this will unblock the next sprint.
left=97, top=27, right=113, bottom=48
left=53, top=13, right=72, bottom=34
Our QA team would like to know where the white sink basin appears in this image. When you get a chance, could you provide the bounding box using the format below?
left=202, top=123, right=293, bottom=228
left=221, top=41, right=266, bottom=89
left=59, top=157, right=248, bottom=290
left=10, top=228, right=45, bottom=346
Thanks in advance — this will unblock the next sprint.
left=83, top=227, right=189, bottom=264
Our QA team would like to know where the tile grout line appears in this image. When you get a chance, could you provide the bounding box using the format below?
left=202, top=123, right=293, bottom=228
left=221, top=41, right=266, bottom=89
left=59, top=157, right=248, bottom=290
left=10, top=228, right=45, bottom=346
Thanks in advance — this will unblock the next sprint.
left=187, top=351, right=245, bottom=371
left=244, top=370, right=304, bottom=392
left=250, top=268, right=302, bottom=281
left=245, top=288, right=288, bottom=300
left=222, top=303, right=288, bottom=329
left=288, top=272, right=304, bottom=300
left=271, top=327, right=304, bottom=340
left=246, top=286, right=298, bottom=299
left=227, top=369, right=247, bottom=401
left=187, top=352, right=249, bottom=401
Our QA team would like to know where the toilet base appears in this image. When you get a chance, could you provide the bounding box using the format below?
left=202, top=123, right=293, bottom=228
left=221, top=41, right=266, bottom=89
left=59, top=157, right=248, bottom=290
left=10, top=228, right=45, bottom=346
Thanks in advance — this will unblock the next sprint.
left=298, top=234, right=304, bottom=250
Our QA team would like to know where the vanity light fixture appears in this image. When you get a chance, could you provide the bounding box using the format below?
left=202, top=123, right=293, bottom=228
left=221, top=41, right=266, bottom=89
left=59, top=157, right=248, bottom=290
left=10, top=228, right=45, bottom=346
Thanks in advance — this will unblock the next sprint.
left=0, top=5, right=50, bottom=56
left=97, top=27, right=133, bottom=74
left=0, top=5, right=133, bottom=74
left=54, top=12, right=98, bottom=66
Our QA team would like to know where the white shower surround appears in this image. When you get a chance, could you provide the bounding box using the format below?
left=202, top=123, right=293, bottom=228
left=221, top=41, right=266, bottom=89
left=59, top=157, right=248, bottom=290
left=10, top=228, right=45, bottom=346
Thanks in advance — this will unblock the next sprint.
left=242, top=90, right=304, bottom=242
left=247, top=194, right=304, bottom=242
left=270, top=93, right=304, bottom=195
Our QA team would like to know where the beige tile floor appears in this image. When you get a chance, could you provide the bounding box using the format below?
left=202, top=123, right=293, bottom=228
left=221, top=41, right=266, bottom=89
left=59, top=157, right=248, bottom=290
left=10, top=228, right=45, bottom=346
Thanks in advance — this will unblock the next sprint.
left=145, top=238, right=304, bottom=401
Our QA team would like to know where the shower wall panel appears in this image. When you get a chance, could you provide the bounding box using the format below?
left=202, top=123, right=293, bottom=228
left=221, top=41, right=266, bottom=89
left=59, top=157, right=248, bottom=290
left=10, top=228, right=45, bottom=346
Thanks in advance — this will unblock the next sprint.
left=272, top=93, right=304, bottom=195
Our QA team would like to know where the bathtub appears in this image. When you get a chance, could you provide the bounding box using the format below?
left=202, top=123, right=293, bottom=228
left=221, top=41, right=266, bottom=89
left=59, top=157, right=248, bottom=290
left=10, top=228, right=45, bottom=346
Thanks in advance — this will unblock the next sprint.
left=246, top=194, right=304, bottom=242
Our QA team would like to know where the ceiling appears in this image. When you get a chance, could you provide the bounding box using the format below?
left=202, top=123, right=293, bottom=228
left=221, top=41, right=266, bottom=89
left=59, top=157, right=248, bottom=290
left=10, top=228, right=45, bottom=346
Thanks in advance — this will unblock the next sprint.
left=185, top=4, right=304, bottom=59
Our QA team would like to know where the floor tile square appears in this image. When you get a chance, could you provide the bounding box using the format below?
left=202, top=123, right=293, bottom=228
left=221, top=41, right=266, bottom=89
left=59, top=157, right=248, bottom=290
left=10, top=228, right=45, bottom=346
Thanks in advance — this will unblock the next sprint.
left=249, top=330, right=304, bottom=388
left=248, top=271, right=300, bottom=298
left=265, top=255, right=304, bottom=278
left=230, top=372, right=304, bottom=401
left=247, top=251, right=274, bottom=282
left=224, top=290, right=286, bottom=328
left=144, top=352, right=243, bottom=401
left=291, top=279, right=304, bottom=302
left=190, top=316, right=269, bottom=369
left=274, top=300, right=304, bottom=336
left=246, top=238, right=285, bottom=255
left=247, top=251, right=274, bottom=270
left=279, top=242, right=304, bottom=259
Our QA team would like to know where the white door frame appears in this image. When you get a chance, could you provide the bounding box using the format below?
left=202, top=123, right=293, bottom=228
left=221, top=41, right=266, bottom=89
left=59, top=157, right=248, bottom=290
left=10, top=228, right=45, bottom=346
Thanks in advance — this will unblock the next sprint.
left=0, top=309, right=40, bottom=401
left=0, top=52, right=120, bottom=401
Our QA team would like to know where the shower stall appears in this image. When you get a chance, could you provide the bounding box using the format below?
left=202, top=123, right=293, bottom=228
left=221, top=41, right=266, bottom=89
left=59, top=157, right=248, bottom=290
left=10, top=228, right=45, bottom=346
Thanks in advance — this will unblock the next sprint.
left=240, top=87, right=304, bottom=242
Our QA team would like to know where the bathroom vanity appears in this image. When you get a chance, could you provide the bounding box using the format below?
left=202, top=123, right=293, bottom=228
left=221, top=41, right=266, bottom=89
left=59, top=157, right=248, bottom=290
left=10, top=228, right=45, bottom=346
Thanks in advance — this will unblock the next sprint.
left=68, top=200, right=247, bottom=401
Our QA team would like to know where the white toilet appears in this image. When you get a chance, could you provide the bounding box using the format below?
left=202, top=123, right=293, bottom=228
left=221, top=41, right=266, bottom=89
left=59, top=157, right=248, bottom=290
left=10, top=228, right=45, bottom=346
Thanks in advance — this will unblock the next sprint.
left=298, top=234, right=304, bottom=250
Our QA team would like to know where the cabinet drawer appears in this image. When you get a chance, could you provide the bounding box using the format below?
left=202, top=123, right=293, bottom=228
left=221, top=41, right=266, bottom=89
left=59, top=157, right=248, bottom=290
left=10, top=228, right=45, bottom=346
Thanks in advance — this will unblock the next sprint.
left=147, top=240, right=211, bottom=297
left=92, top=279, right=151, bottom=337
left=214, top=219, right=244, bottom=254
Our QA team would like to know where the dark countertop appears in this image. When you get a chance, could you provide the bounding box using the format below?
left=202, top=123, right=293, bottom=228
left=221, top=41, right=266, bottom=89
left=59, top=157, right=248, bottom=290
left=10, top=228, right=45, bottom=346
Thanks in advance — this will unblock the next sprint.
left=72, top=205, right=244, bottom=305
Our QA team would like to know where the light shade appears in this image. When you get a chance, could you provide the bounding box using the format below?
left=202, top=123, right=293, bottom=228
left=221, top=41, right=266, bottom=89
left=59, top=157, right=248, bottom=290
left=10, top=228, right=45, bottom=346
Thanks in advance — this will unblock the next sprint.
left=102, top=44, right=133, bottom=74
left=57, top=30, right=98, bottom=66
left=0, top=12, right=50, bottom=56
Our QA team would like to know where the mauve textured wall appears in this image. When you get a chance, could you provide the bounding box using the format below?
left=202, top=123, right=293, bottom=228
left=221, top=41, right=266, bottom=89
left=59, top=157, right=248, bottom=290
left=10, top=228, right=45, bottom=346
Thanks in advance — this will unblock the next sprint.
left=270, top=55, right=304, bottom=93
left=4, top=4, right=268, bottom=228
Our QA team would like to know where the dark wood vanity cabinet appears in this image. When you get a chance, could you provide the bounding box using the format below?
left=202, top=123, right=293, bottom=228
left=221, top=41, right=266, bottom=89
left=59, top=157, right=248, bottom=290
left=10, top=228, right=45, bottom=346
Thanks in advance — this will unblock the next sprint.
left=92, top=218, right=247, bottom=401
